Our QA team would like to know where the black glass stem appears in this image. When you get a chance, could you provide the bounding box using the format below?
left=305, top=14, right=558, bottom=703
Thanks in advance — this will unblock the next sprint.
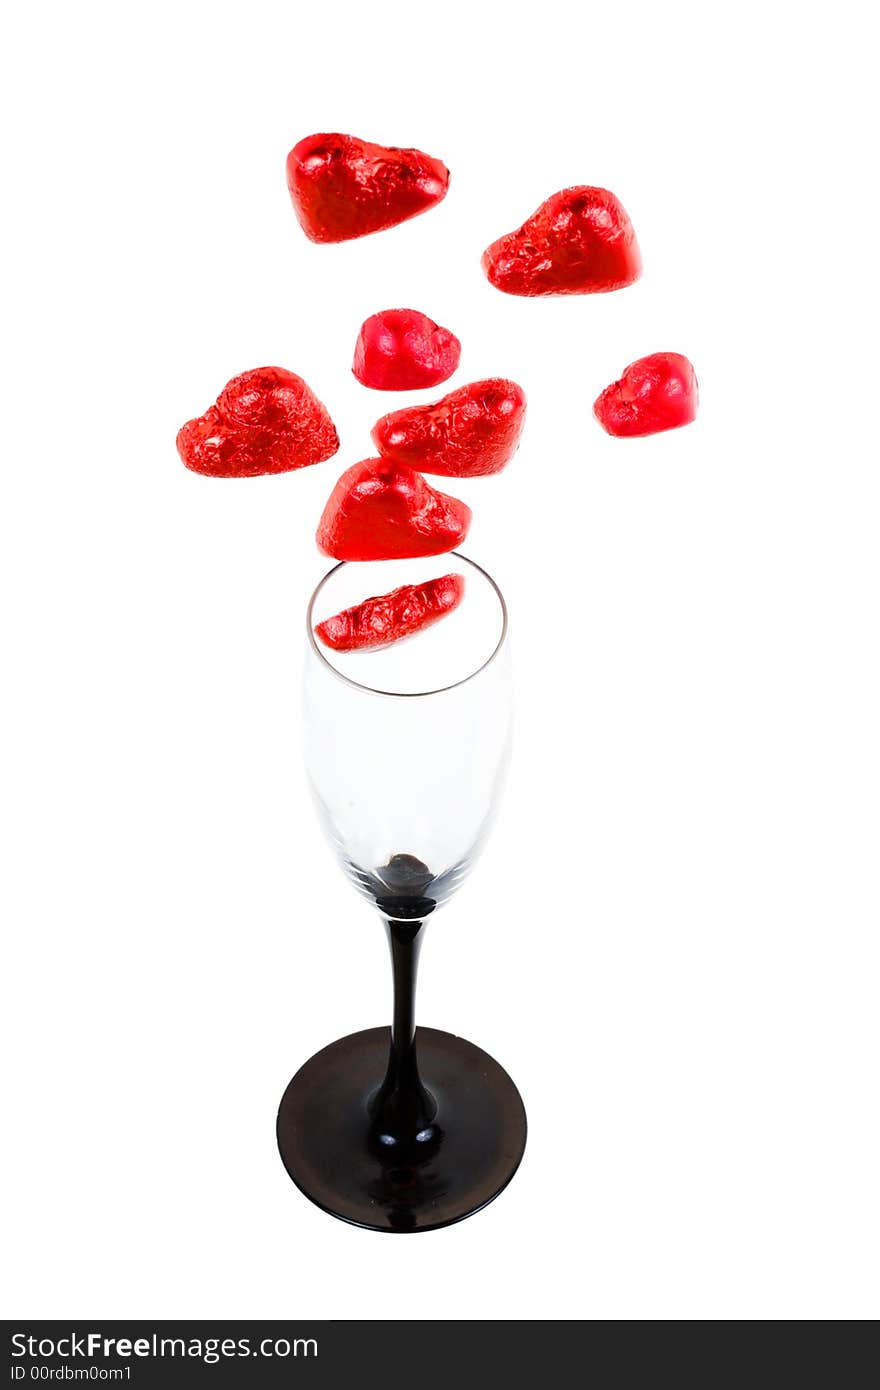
left=368, top=919, right=439, bottom=1156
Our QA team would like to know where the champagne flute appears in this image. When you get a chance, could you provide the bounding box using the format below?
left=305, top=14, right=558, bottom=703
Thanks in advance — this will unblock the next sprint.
left=277, top=552, right=525, bottom=1231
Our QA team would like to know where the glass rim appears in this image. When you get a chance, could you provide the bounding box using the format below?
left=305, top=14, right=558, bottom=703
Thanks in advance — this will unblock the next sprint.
left=305, top=552, right=509, bottom=699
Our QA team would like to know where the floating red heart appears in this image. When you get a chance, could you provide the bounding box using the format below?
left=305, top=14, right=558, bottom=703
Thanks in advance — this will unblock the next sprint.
left=177, top=367, right=339, bottom=478
left=482, top=186, right=641, bottom=297
left=372, top=378, right=526, bottom=476
left=593, top=352, right=698, bottom=437
left=316, top=458, right=471, bottom=561
left=352, top=309, right=461, bottom=391
left=287, top=133, right=449, bottom=244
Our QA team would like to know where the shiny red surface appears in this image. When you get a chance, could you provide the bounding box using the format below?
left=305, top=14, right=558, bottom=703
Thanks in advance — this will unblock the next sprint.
left=176, top=367, right=338, bottom=477
left=315, top=573, right=465, bottom=651
left=593, top=352, right=698, bottom=437
left=352, top=309, right=461, bottom=391
left=316, top=458, right=471, bottom=561
left=482, top=186, right=641, bottom=297
left=372, top=378, right=526, bottom=477
left=287, top=133, right=449, bottom=244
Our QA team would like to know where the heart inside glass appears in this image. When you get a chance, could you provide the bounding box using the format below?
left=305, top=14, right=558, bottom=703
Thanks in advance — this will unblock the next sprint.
left=307, top=553, right=506, bottom=695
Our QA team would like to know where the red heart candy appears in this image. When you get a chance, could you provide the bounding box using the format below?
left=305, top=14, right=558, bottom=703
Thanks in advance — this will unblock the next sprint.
left=287, top=133, right=449, bottom=244
left=316, top=458, right=471, bottom=561
left=593, top=352, right=698, bottom=437
left=315, top=573, right=465, bottom=652
left=176, top=367, right=338, bottom=478
left=352, top=309, right=461, bottom=391
left=482, top=186, right=641, bottom=297
left=372, top=378, right=527, bottom=477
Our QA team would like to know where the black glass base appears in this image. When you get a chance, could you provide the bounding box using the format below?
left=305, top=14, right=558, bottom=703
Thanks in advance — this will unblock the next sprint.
left=277, top=1026, right=527, bottom=1232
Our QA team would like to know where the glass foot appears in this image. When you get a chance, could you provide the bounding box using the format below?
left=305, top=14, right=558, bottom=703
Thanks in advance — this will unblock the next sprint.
left=277, top=1026, right=527, bottom=1232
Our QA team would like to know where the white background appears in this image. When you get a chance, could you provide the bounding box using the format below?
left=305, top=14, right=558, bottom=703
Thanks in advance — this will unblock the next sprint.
left=2, top=0, right=877, bottom=1321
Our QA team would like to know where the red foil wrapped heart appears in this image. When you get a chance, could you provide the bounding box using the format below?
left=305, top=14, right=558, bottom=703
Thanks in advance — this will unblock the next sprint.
left=593, top=352, right=698, bottom=437
left=316, top=458, right=471, bottom=561
left=177, top=367, right=339, bottom=478
left=287, top=133, right=449, bottom=244
left=315, top=573, right=465, bottom=651
left=352, top=309, right=461, bottom=391
left=482, top=186, right=641, bottom=297
left=372, top=379, right=526, bottom=477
